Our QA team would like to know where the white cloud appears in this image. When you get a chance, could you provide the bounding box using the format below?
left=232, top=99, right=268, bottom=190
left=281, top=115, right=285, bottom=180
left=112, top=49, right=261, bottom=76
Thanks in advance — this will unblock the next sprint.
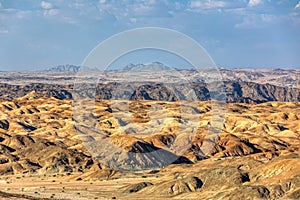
left=0, top=2, right=2, bottom=9
left=189, top=0, right=226, bottom=10
left=43, top=9, right=59, bottom=16
left=40, top=1, right=58, bottom=16
left=130, top=1, right=171, bottom=17
left=41, top=1, right=53, bottom=10
left=2, top=9, right=32, bottom=20
left=131, top=0, right=158, bottom=13
left=248, top=0, right=262, bottom=7
left=235, top=13, right=286, bottom=29
left=99, top=0, right=106, bottom=4
left=295, top=1, right=300, bottom=9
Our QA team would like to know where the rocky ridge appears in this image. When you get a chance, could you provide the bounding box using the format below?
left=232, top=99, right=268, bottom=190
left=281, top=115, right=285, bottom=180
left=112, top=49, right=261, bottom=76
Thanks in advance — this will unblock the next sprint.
left=0, top=81, right=299, bottom=103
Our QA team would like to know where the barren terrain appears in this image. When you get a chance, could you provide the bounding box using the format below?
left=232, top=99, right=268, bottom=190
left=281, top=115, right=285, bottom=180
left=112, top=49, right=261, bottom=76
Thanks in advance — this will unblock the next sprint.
left=0, top=89, right=300, bottom=199
left=1, top=66, right=299, bottom=88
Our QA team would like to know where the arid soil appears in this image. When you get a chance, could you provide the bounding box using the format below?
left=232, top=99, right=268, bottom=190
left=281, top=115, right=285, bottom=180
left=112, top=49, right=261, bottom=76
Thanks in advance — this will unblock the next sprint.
left=0, top=91, right=300, bottom=199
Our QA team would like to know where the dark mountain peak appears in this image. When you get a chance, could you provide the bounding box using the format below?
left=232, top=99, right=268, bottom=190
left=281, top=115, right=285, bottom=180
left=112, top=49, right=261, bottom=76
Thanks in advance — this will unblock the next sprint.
left=45, top=65, right=100, bottom=73
left=46, top=65, right=80, bottom=73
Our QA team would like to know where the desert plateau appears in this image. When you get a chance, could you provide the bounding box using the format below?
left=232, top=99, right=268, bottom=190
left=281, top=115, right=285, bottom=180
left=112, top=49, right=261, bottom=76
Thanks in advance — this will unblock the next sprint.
left=0, top=67, right=299, bottom=200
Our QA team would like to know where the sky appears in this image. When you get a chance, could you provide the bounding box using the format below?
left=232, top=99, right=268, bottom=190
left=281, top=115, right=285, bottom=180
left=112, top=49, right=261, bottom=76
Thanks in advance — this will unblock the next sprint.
left=0, top=0, right=300, bottom=71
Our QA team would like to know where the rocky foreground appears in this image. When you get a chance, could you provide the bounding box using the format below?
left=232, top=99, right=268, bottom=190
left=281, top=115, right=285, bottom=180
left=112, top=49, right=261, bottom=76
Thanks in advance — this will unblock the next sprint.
left=0, top=91, right=300, bottom=199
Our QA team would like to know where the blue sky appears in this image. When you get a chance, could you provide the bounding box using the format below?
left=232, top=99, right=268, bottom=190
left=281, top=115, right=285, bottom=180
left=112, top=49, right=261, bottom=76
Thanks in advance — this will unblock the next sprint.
left=0, top=0, right=300, bottom=70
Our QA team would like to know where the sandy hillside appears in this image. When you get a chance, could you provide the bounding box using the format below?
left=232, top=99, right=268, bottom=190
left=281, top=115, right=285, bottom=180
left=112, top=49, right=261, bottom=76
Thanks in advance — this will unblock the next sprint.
left=0, top=93, right=300, bottom=199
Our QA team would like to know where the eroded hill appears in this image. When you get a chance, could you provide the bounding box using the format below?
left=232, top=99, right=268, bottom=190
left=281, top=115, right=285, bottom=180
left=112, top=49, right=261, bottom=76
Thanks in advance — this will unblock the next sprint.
left=0, top=93, right=300, bottom=199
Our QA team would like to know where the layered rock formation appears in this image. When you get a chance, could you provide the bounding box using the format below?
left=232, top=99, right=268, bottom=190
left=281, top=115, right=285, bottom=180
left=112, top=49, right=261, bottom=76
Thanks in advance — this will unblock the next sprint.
left=0, top=81, right=299, bottom=103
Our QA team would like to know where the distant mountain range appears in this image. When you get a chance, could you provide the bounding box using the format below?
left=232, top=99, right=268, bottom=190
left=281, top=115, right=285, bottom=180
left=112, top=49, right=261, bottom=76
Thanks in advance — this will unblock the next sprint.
left=122, top=62, right=173, bottom=71
left=45, top=65, right=80, bottom=72
left=45, top=62, right=175, bottom=72
left=42, top=63, right=299, bottom=89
